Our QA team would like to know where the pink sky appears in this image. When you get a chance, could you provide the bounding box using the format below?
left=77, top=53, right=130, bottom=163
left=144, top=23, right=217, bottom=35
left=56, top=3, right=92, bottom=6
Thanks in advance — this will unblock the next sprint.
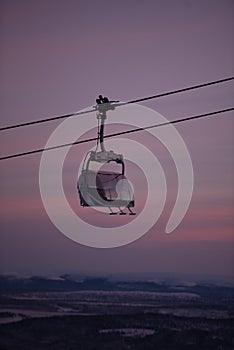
left=0, top=0, right=233, bottom=278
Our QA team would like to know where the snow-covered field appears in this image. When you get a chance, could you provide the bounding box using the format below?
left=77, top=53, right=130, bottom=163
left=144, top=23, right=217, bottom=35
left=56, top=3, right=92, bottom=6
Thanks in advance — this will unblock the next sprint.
left=0, top=288, right=232, bottom=325
left=99, top=328, right=155, bottom=337
left=158, top=308, right=230, bottom=319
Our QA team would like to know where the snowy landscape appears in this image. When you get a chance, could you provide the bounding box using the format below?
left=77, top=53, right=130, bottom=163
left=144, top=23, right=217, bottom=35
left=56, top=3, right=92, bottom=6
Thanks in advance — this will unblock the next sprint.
left=0, top=274, right=233, bottom=349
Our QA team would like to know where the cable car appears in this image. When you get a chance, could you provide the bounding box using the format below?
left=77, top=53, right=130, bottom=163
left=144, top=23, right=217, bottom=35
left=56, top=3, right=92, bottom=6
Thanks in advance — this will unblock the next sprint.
left=77, top=96, right=135, bottom=215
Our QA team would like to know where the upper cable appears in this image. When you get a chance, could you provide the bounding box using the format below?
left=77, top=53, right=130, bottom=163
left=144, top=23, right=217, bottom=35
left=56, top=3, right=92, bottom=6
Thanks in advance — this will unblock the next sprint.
left=1, top=76, right=233, bottom=132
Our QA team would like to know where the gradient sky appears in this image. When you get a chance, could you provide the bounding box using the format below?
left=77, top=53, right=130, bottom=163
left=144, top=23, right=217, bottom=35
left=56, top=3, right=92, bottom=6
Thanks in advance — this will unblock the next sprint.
left=0, top=0, right=234, bottom=278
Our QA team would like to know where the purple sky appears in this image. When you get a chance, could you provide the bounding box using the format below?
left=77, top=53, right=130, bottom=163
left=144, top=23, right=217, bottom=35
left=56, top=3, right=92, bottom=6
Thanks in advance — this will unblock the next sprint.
left=0, top=0, right=234, bottom=278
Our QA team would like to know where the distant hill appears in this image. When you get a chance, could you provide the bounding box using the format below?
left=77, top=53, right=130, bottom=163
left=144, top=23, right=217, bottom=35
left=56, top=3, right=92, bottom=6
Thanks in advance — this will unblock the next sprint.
left=0, top=274, right=234, bottom=298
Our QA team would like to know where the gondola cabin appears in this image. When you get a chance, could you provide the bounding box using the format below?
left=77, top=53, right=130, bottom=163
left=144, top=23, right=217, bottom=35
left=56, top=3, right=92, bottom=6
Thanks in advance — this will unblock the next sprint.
left=77, top=96, right=135, bottom=215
